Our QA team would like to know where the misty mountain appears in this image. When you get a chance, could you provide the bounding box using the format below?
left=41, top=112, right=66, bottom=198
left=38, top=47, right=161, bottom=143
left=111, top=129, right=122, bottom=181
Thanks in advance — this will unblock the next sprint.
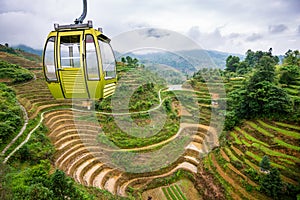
left=13, top=44, right=43, bottom=56
left=11, top=44, right=243, bottom=74
left=115, top=49, right=243, bottom=75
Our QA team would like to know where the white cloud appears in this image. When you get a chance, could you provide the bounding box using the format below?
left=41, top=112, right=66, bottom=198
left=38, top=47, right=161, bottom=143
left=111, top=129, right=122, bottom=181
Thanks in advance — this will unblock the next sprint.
left=268, top=24, right=288, bottom=34
left=0, top=0, right=299, bottom=55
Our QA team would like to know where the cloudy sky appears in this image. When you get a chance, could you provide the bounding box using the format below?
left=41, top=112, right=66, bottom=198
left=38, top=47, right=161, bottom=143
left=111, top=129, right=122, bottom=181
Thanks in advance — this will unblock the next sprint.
left=0, top=0, right=299, bottom=55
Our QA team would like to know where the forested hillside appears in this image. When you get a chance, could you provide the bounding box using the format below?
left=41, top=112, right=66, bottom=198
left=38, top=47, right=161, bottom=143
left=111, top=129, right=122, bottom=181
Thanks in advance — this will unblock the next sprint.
left=191, top=49, right=300, bottom=200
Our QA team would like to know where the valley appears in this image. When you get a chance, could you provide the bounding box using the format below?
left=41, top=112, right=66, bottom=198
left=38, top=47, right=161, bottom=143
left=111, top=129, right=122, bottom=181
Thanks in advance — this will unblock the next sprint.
left=0, top=45, right=299, bottom=200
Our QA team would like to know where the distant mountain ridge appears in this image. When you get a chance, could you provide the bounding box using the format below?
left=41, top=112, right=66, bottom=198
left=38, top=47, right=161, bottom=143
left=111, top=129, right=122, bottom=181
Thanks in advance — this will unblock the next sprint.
left=115, top=49, right=244, bottom=74
left=13, top=44, right=43, bottom=56
left=11, top=44, right=244, bottom=73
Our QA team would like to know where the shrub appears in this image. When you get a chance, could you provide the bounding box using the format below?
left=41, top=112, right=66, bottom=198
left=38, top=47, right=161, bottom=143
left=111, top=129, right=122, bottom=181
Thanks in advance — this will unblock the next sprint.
left=0, top=60, right=33, bottom=83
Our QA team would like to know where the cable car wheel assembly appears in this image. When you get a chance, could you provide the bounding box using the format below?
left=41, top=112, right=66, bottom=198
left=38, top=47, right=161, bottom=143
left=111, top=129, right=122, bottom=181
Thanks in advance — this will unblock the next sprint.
left=42, top=0, right=117, bottom=109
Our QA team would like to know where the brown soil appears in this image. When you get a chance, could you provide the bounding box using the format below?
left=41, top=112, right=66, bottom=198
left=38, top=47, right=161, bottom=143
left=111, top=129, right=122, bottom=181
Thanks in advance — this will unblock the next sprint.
left=211, top=154, right=253, bottom=200
left=195, top=161, right=226, bottom=200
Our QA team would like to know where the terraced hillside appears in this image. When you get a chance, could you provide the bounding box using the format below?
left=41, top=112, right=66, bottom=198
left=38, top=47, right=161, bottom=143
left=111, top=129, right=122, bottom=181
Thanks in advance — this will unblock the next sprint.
left=0, top=48, right=225, bottom=200
left=14, top=77, right=72, bottom=119
left=45, top=109, right=216, bottom=194
left=282, top=77, right=300, bottom=98
left=41, top=67, right=223, bottom=198
left=5, top=46, right=299, bottom=199
left=0, top=46, right=41, bottom=70
left=205, top=120, right=300, bottom=200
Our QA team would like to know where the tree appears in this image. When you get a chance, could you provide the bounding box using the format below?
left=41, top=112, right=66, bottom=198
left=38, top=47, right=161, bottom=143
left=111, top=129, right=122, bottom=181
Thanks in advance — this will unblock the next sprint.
left=279, top=65, right=300, bottom=85
left=260, top=155, right=270, bottom=172
left=245, top=49, right=262, bottom=68
left=247, top=56, right=276, bottom=87
left=121, top=57, right=126, bottom=63
left=259, top=168, right=283, bottom=199
left=243, top=81, right=292, bottom=119
left=126, top=56, right=133, bottom=65
left=236, top=61, right=249, bottom=75
left=245, top=49, right=279, bottom=68
left=132, top=58, right=139, bottom=67
left=283, top=49, right=300, bottom=67
left=27, top=183, right=54, bottom=200
left=50, top=170, right=72, bottom=199
left=0, top=161, right=13, bottom=199
left=50, top=169, right=85, bottom=200
left=224, top=52, right=292, bottom=129
left=225, top=55, right=240, bottom=72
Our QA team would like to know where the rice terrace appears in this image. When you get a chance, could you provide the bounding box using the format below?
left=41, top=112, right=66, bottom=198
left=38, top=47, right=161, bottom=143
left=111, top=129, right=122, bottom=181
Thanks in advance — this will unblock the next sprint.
left=0, top=42, right=299, bottom=199
left=0, top=0, right=300, bottom=199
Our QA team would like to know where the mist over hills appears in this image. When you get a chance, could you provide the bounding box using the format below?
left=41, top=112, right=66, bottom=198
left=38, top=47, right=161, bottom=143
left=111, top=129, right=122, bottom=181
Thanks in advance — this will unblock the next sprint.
left=12, top=44, right=243, bottom=74
left=116, top=49, right=244, bottom=75
left=13, top=44, right=43, bottom=56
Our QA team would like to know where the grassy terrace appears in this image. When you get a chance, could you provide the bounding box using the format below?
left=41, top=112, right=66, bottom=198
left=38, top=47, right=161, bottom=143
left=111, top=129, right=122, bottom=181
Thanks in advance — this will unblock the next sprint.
left=251, top=143, right=300, bottom=163
left=245, top=121, right=274, bottom=137
left=257, top=120, right=300, bottom=139
left=97, top=106, right=180, bottom=149
left=245, top=151, right=287, bottom=170
left=274, top=121, right=300, bottom=131
left=234, top=127, right=270, bottom=147
left=229, top=131, right=242, bottom=145
left=284, top=87, right=299, bottom=96
left=207, top=152, right=264, bottom=200
left=162, top=184, right=188, bottom=200
left=224, top=147, right=241, bottom=163
left=210, top=118, right=300, bottom=199
left=274, top=138, right=300, bottom=151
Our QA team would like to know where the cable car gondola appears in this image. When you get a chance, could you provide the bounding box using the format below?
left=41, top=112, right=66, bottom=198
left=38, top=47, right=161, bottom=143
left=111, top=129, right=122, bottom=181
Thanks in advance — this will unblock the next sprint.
left=42, top=0, right=117, bottom=100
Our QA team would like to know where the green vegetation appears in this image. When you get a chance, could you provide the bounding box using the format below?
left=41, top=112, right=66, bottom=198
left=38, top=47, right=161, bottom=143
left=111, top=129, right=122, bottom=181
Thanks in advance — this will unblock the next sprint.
left=0, top=51, right=133, bottom=200
left=278, top=50, right=300, bottom=85
left=97, top=63, right=181, bottom=149
left=229, top=131, right=242, bottom=145
left=14, top=125, right=55, bottom=164
left=257, top=120, right=300, bottom=139
left=166, top=187, right=177, bottom=200
left=234, top=127, right=269, bottom=147
left=0, top=44, right=41, bottom=63
left=252, top=143, right=300, bottom=163
left=162, top=187, right=171, bottom=200
left=273, top=138, right=300, bottom=151
left=224, top=49, right=299, bottom=130
left=246, top=121, right=274, bottom=137
left=1, top=113, right=132, bottom=200
left=98, top=110, right=179, bottom=149
left=162, top=185, right=187, bottom=200
left=224, top=147, right=240, bottom=162
left=4, top=162, right=92, bottom=200
left=246, top=153, right=299, bottom=200
left=1, top=42, right=299, bottom=200
left=0, top=83, right=22, bottom=148
left=0, top=60, right=34, bottom=83
left=259, top=155, right=270, bottom=171
left=174, top=185, right=188, bottom=200
left=241, top=139, right=251, bottom=147
left=245, top=151, right=285, bottom=170
left=121, top=56, right=139, bottom=68
left=146, top=64, right=185, bottom=84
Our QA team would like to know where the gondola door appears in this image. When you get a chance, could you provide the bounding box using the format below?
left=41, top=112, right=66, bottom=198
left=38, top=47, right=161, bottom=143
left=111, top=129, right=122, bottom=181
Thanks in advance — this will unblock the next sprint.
left=98, top=38, right=117, bottom=99
left=57, top=31, right=89, bottom=99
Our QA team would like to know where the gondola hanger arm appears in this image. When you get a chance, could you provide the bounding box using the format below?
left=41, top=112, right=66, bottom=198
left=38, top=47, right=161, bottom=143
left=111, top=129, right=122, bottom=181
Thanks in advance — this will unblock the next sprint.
left=74, top=0, right=87, bottom=24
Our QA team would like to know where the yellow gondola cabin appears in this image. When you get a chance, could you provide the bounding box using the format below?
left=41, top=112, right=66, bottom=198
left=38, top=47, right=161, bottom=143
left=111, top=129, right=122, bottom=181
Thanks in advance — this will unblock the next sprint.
left=42, top=21, right=117, bottom=100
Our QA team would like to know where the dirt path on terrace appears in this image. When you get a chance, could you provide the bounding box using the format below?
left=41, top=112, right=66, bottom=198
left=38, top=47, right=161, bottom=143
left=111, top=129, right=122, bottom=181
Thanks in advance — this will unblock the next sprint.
left=118, top=162, right=197, bottom=196
left=1, top=102, right=28, bottom=156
